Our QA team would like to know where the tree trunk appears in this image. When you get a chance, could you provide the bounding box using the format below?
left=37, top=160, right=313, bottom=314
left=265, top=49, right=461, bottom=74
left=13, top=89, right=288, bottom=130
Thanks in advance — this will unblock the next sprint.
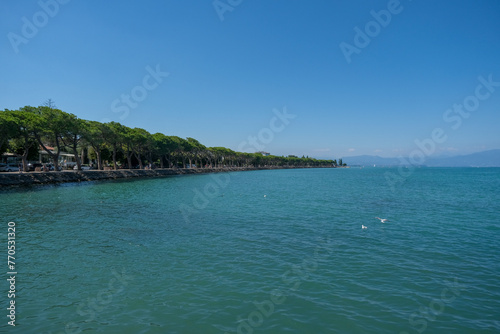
left=36, top=136, right=61, bottom=171
left=95, top=147, right=102, bottom=170
left=71, top=144, right=82, bottom=171
left=135, top=152, right=143, bottom=169
left=20, top=141, right=31, bottom=172
left=112, top=146, right=118, bottom=170
left=148, top=152, right=153, bottom=168
left=127, top=151, right=132, bottom=170
left=21, top=154, right=28, bottom=172
left=80, top=147, right=85, bottom=167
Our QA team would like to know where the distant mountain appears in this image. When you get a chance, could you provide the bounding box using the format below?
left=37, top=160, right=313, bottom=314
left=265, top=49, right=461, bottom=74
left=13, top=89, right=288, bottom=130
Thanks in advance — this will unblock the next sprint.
left=343, top=149, right=500, bottom=167
left=426, top=149, right=500, bottom=167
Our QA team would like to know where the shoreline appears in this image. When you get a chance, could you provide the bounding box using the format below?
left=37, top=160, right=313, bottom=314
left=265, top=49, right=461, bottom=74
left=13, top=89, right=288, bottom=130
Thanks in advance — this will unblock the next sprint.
left=0, top=166, right=342, bottom=188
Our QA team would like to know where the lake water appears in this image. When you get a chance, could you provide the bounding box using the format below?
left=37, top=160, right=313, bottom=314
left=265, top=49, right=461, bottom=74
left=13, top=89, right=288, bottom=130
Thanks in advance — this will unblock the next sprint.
left=1, top=168, right=499, bottom=333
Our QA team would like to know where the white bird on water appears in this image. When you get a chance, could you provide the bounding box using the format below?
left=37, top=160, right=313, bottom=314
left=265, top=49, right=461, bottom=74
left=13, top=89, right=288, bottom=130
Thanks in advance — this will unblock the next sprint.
left=362, top=225, right=368, bottom=229
left=375, top=217, right=388, bottom=223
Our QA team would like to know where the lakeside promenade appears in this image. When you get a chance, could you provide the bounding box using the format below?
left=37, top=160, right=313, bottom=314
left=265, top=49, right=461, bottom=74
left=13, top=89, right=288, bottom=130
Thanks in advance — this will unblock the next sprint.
left=0, top=166, right=341, bottom=187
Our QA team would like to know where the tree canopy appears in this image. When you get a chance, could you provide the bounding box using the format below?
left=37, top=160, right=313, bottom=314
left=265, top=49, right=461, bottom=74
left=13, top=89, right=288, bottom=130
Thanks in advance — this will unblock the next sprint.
left=1, top=106, right=342, bottom=171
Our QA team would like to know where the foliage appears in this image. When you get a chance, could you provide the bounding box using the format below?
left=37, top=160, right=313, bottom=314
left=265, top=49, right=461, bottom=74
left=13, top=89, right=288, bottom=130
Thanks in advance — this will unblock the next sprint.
left=1, top=106, right=343, bottom=170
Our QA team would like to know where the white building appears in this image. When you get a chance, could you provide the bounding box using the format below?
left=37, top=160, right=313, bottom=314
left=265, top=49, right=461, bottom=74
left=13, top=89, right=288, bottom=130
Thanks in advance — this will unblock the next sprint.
left=38, top=146, right=77, bottom=167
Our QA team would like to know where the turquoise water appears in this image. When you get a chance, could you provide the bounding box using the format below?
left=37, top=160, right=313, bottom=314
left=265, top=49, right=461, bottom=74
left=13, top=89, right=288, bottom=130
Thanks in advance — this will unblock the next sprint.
left=1, top=168, right=499, bottom=333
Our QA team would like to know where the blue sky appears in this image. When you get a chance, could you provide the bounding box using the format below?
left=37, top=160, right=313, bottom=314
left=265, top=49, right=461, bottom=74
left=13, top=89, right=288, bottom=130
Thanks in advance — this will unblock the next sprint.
left=1, top=0, right=499, bottom=159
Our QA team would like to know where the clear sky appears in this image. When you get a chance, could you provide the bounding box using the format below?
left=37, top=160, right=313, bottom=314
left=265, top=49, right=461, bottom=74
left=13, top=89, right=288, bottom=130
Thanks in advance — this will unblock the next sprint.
left=1, top=0, right=499, bottom=159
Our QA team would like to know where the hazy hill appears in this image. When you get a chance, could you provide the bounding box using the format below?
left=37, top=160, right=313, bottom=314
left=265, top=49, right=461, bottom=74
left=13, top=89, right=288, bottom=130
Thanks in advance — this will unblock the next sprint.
left=344, top=149, right=500, bottom=167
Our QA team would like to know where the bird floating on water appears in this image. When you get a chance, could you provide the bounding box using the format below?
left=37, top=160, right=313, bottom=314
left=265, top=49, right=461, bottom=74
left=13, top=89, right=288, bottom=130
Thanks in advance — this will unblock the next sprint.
left=362, top=225, right=367, bottom=229
left=375, top=217, right=388, bottom=223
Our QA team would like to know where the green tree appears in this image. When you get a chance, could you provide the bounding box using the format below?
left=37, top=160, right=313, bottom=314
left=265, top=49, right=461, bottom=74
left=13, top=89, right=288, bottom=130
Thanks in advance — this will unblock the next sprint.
left=177, top=137, right=192, bottom=168
left=208, top=147, right=226, bottom=168
left=167, top=136, right=185, bottom=168
left=121, top=125, right=135, bottom=169
left=186, top=137, right=206, bottom=168
left=152, top=133, right=182, bottom=168
left=104, top=122, right=125, bottom=170
left=2, top=109, right=40, bottom=171
left=26, top=106, right=69, bottom=171
left=60, top=113, right=85, bottom=170
left=131, top=128, right=153, bottom=169
left=82, top=120, right=108, bottom=170
left=0, top=110, right=17, bottom=155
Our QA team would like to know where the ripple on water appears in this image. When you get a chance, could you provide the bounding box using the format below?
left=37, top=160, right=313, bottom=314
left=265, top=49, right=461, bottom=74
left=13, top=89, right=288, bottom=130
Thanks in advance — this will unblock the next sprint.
left=0, top=168, right=499, bottom=333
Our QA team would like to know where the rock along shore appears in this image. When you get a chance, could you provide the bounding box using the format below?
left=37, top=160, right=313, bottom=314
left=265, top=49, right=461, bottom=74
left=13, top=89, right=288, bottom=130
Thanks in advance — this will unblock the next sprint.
left=0, top=166, right=337, bottom=188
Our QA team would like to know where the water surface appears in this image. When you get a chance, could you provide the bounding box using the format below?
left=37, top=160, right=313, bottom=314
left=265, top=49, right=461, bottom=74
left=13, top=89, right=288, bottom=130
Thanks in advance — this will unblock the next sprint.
left=1, top=168, right=499, bottom=333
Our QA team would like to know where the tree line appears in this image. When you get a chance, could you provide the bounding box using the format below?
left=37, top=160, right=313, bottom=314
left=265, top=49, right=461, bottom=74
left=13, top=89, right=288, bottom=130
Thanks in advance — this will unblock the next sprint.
left=0, top=105, right=343, bottom=172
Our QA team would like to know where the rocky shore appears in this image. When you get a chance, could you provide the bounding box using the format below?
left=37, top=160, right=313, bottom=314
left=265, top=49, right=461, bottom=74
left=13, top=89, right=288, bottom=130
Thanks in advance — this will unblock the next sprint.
left=0, top=166, right=336, bottom=188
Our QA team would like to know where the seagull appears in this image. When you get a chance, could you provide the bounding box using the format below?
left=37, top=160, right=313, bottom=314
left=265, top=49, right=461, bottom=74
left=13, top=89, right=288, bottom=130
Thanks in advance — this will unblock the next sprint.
left=264, top=195, right=267, bottom=198
left=362, top=225, right=367, bottom=229
left=375, top=217, right=388, bottom=223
